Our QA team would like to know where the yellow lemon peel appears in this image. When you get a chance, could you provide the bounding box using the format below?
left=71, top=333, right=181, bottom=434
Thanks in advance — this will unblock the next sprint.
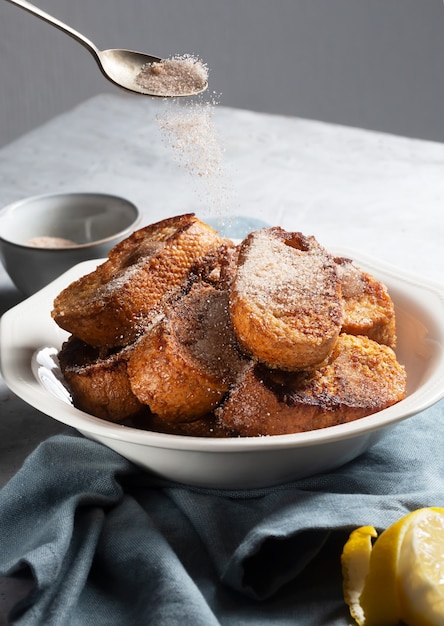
left=341, top=525, right=377, bottom=625
left=342, top=507, right=444, bottom=626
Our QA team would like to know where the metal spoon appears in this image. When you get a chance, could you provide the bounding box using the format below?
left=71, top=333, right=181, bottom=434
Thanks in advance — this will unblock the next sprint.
left=4, top=0, right=208, bottom=97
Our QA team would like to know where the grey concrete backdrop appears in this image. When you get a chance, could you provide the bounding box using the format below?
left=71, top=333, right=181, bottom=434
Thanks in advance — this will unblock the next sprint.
left=1, top=0, right=444, bottom=148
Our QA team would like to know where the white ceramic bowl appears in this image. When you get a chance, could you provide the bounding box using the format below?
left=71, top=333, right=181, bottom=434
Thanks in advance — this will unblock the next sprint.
left=1, top=249, right=444, bottom=489
left=0, top=192, right=140, bottom=296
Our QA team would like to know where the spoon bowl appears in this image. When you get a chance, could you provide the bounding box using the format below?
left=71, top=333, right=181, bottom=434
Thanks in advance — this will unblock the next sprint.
left=97, top=49, right=165, bottom=95
left=5, top=0, right=208, bottom=97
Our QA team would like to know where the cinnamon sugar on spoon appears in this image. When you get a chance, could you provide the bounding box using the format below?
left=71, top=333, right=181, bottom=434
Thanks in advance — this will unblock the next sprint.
left=136, top=54, right=208, bottom=97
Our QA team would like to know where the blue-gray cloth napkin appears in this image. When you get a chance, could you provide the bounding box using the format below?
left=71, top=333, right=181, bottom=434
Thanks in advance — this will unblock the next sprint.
left=1, top=399, right=444, bottom=626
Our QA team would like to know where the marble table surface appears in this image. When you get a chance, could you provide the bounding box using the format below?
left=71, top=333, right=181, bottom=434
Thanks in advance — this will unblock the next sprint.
left=1, top=92, right=444, bottom=623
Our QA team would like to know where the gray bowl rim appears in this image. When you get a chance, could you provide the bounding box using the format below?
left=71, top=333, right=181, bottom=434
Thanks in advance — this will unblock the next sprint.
left=0, top=192, right=141, bottom=250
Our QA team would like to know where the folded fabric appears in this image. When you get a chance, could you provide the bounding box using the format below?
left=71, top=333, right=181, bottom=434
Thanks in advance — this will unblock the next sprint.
left=1, top=399, right=444, bottom=626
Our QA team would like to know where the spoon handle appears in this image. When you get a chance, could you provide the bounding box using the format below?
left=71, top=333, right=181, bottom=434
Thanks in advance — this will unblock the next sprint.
left=4, top=0, right=101, bottom=60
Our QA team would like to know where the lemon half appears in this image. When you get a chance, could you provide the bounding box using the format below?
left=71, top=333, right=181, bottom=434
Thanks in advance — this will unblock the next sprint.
left=341, top=507, right=444, bottom=626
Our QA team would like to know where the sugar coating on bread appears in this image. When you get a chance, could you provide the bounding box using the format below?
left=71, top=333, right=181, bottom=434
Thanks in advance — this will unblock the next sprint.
left=189, top=240, right=239, bottom=290
left=127, top=282, right=246, bottom=422
left=51, top=214, right=225, bottom=348
left=230, top=228, right=343, bottom=370
left=335, top=256, right=397, bottom=348
left=215, top=333, right=407, bottom=437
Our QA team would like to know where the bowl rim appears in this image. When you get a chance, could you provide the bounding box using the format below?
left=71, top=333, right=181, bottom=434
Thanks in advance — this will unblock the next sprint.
left=0, top=192, right=141, bottom=250
left=1, top=247, right=444, bottom=453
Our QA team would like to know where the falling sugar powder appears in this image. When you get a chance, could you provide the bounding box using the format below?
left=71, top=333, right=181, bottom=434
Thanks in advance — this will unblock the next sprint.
left=156, top=91, right=233, bottom=218
left=136, top=54, right=208, bottom=97
left=158, top=95, right=222, bottom=177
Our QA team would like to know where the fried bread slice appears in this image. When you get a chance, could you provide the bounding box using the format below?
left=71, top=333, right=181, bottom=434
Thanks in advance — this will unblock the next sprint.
left=230, top=228, right=343, bottom=370
left=127, top=281, right=247, bottom=423
left=58, top=335, right=146, bottom=422
left=52, top=214, right=225, bottom=348
left=335, top=256, right=397, bottom=348
left=189, top=240, right=239, bottom=290
left=215, top=333, right=407, bottom=437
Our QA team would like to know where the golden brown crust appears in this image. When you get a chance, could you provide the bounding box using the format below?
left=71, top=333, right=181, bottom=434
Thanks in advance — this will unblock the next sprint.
left=127, top=282, right=247, bottom=423
left=335, top=257, right=397, bottom=348
left=215, top=334, right=407, bottom=437
left=51, top=214, right=225, bottom=348
left=230, top=228, right=343, bottom=370
left=58, top=336, right=146, bottom=422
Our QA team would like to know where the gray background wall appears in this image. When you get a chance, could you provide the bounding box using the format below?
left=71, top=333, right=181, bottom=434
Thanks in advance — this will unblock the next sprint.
left=1, top=0, right=444, bottom=148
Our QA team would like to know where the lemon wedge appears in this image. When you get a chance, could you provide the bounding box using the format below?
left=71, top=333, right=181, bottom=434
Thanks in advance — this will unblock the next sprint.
left=341, top=507, right=444, bottom=626
left=341, top=525, right=377, bottom=625
left=399, top=508, right=444, bottom=626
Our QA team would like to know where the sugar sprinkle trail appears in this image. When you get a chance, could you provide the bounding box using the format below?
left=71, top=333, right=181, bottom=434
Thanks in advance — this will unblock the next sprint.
left=155, top=59, right=233, bottom=219
left=158, top=94, right=223, bottom=179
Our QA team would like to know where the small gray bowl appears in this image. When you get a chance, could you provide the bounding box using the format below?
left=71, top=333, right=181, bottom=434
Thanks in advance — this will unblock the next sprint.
left=0, top=192, right=140, bottom=296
